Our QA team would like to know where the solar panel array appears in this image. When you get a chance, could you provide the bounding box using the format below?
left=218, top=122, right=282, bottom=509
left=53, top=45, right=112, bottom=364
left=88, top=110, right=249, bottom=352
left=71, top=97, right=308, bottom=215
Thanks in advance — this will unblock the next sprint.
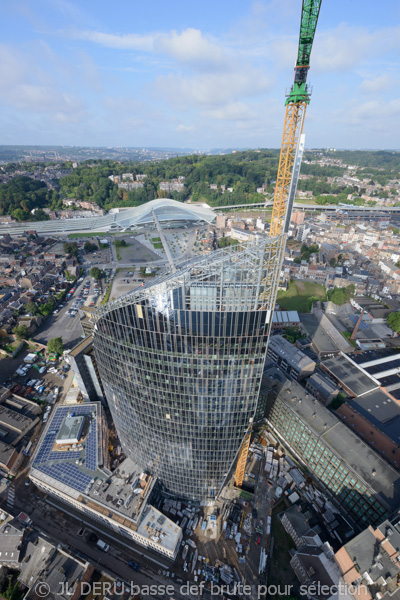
left=35, top=433, right=58, bottom=465
left=33, top=404, right=100, bottom=493
left=39, top=463, right=93, bottom=493
left=86, top=421, right=97, bottom=471
left=48, top=451, right=82, bottom=461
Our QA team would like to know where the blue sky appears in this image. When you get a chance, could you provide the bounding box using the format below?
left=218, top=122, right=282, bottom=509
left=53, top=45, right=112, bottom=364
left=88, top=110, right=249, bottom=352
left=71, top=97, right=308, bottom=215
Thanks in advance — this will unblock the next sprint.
left=0, top=0, right=399, bottom=149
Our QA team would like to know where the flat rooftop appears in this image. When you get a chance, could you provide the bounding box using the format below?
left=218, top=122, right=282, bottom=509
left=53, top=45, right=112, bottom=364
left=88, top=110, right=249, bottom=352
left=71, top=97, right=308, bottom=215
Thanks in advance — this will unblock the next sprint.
left=1, top=394, right=41, bottom=420
left=0, top=440, right=16, bottom=467
left=137, top=505, right=182, bottom=553
left=56, top=415, right=85, bottom=444
left=321, top=354, right=378, bottom=397
left=277, top=378, right=400, bottom=512
left=31, top=404, right=181, bottom=554
left=0, top=405, right=34, bottom=433
left=87, top=456, right=152, bottom=521
left=32, top=403, right=105, bottom=495
left=349, top=389, right=400, bottom=445
left=68, top=335, right=93, bottom=358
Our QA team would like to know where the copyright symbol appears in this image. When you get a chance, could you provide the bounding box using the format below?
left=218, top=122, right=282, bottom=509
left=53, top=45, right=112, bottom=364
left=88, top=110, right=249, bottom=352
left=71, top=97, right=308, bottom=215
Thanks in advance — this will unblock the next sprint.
left=34, top=582, right=50, bottom=597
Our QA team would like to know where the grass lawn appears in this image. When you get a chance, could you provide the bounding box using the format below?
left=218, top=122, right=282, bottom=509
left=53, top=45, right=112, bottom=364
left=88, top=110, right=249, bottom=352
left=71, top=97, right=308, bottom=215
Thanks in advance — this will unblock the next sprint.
left=277, top=280, right=326, bottom=313
left=294, top=197, right=318, bottom=205
left=67, top=232, right=102, bottom=238
left=153, top=242, right=163, bottom=249
left=151, top=237, right=161, bottom=242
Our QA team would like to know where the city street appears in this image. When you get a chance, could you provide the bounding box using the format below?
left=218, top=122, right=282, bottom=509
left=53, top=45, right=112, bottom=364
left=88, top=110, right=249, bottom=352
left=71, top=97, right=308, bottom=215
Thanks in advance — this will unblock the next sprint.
left=1, top=477, right=202, bottom=600
left=33, top=277, right=89, bottom=349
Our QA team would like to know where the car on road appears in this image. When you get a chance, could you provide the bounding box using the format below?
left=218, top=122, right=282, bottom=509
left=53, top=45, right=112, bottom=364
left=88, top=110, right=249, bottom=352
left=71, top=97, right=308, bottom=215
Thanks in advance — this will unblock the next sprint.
left=96, top=539, right=109, bottom=552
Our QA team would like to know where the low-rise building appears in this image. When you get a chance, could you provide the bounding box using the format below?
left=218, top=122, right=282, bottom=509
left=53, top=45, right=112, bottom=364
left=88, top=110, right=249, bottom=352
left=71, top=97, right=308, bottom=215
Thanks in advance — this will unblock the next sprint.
left=266, top=374, right=400, bottom=527
left=67, top=336, right=105, bottom=405
left=30, top=403, right=182, bottom=559
left=280, top=505, right=321, bottom=549
left=321, top=353, right=379, bottom=398
left=267, top=335, right=316, bottom=381
left=305, top=372, right=339, bottom=405
left=335, top=517, right=400, bottom=600
left=271, top=310, right=300, bottom=330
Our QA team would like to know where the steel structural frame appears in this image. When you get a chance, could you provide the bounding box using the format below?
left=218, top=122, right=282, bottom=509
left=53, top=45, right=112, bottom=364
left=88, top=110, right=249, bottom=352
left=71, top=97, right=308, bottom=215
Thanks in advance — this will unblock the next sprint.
left=269, top=101, right=307, bottom=238
left=94, top=235, right=285, bottom=323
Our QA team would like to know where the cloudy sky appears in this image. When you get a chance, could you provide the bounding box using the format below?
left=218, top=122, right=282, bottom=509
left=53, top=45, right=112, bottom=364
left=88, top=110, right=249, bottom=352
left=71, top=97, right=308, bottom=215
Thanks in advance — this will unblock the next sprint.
left=1, top=0, right=399, bottom=149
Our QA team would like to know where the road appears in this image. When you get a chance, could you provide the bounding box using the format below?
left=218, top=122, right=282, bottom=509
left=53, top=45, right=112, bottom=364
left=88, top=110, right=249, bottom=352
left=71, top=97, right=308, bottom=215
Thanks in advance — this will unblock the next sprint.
left=1, top=477, right=202, bottom=600
left=33, top=277, right=89, bottom=350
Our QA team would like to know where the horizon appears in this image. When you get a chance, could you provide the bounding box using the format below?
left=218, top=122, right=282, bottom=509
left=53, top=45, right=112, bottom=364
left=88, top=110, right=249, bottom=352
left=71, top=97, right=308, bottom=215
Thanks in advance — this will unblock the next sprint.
left=1, top=144, right=400, bottom=153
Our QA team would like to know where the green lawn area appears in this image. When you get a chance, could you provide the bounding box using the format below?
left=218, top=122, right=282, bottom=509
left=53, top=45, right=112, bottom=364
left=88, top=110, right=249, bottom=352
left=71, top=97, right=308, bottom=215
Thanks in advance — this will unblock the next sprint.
left=67, top=232, right=102, bottom=238
left=151, top=237, right=161, bottom=242
left=277, top=280, right=326, bottom=313
left=153, top=242, right=163, bottom=249
left=294, top=197, right=317, bottom=205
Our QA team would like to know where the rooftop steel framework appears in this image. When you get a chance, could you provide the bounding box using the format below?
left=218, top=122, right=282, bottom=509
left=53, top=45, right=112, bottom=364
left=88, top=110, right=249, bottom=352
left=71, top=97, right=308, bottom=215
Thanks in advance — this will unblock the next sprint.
left=94, top=235, right=285, bottom=323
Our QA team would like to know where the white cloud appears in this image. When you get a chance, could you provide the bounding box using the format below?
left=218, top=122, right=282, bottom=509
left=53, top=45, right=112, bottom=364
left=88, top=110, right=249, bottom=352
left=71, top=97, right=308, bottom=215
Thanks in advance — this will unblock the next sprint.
left=203, top=102, right=257, bottom=121
left=359, top=74, right=394, bottom=93
left=69, top=27, right=230, bottom=71
left=155, top=28, right=228, bottom=71
left=312, top=24, right=400, bottom=72
left=78, top=50, right=103, bottom=92
left=176, top=124, right=194, bottom=133
left=70, top=30, right=156, bottom=52
left=156, top=68, right=272, bottom=109
left=0, top=43, right=86, bottom=123
left=312, top=25, right=376, bottom=72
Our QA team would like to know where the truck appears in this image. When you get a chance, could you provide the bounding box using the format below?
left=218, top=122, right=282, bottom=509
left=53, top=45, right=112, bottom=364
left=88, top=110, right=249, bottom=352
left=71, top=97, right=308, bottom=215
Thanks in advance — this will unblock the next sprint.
left=96, top=539, right=110, bottom=552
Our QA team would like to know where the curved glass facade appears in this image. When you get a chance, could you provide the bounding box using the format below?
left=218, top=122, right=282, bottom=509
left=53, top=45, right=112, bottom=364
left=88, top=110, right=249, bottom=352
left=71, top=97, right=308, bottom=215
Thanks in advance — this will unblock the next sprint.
left=93, top=237, right=284, bottom=503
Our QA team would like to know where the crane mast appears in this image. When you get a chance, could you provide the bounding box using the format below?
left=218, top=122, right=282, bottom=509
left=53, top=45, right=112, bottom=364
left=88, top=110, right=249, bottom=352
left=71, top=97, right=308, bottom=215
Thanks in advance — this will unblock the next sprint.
left=234, top=0, right=322, bottom=491
left=269, top=0, right=322, bottom=238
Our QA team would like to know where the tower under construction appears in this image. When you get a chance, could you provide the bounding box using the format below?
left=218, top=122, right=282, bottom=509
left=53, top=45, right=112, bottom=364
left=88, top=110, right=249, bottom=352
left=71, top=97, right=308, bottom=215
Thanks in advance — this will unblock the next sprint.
left=93, top=236, right=284, bottom=503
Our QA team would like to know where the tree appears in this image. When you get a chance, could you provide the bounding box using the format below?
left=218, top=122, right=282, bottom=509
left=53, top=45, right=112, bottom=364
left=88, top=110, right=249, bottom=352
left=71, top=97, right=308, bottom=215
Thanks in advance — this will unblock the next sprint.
left=90, top=267, right=102, bottom=280
left=327, top=284, right=355, bottom=306
left=34, top=208, right=49, bottom=221
left=63, top=242, right=79, bottom=257
left=13, top=324, right=29, bottom=340
left=84, top=241, right=98, bottom=252
left=113, top=239, right=127, bottom=247
left=25, top=301, right=38, bottom=315
left=329, top=391, right=347, bottom=410
left=218, top=237, right=238, bottom=248
left=47, top=337, right=64, bottom=355
left=387, top=312, right=400, bottom=334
